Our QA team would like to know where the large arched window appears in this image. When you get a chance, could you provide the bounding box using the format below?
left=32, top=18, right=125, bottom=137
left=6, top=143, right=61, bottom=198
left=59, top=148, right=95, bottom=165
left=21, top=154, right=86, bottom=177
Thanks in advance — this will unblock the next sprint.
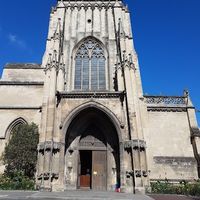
left=74, top=38, right=106, bottom=91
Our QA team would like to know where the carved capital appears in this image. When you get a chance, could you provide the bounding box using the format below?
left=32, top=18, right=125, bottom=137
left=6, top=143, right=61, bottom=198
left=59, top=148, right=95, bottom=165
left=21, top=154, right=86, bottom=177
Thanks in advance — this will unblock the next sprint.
left=124, top=139, right=146, bottom=151
left=135, top=170, right=142, bottom=178
left=38, top=141, right=64, bottom=152
left=126, top=170, right=134, bottom=178
left=191, top=127, right=200, bottom=137
left=44, top=51, right=59, bottom=73
left=37, top=172, right=59, bottom=180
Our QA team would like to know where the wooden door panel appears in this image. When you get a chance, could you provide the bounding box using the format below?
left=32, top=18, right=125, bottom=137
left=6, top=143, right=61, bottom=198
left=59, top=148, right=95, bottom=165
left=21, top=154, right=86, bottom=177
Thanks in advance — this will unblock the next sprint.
left=79, top=151, right=92, bottom=189
left=92, top=151, right=106, bottom=191
left=80, top=175, right=91, bottom=188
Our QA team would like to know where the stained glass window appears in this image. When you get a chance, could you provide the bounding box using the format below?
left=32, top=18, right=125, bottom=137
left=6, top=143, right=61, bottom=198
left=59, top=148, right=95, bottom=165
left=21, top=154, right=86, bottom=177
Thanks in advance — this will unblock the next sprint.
left=74, top=38, right=106, bottom=91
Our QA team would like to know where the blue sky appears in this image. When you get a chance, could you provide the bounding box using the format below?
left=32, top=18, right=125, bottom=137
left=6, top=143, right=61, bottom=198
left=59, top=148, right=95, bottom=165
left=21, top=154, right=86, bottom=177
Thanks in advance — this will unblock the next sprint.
left=0, top=0, right=199, bottom=125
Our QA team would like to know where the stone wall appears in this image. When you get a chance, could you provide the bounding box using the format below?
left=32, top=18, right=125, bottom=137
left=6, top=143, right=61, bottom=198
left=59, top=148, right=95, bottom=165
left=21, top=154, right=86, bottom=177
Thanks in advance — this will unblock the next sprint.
left=145, top=110, right=198, bottom=181
left=0, top=65, right=44, bottom=174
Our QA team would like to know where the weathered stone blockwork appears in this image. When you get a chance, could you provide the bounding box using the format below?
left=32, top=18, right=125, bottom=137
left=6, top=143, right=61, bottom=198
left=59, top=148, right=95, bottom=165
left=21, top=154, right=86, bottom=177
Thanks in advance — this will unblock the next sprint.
left=0, top=0, right=199, bottom=194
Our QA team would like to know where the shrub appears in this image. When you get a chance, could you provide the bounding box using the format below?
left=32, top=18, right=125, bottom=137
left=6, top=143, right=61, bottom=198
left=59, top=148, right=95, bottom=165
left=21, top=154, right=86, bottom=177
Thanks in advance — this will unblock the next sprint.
left=151, top=180, right=200, bottom=196
left=0, top=171, right=35, bottom=190
left=0, top=123, right=39, bottom=190
left=3, top=123, right=39, bottom=178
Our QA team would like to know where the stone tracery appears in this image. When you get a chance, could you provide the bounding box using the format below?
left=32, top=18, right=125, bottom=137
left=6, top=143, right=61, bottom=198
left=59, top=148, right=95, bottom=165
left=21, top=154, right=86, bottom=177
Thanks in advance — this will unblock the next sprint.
left=74, top=38, right=106, bottom=91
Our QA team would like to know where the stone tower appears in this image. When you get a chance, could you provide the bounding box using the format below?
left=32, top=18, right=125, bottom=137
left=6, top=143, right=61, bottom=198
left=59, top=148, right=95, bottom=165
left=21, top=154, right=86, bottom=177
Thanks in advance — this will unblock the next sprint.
left=0, top=0, right=199, bottom=195
left=36, top=0, right=149, bottom=193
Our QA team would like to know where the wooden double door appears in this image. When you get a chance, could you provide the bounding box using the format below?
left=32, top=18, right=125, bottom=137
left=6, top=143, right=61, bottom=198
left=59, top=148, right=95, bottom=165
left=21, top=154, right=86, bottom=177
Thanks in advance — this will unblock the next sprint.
left=79, top=150, right=107, bottom=191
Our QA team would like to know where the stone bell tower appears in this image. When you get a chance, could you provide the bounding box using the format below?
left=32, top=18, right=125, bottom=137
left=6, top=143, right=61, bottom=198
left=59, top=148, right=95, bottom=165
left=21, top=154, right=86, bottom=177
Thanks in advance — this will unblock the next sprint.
left=36, top=0, right=149, bottom=194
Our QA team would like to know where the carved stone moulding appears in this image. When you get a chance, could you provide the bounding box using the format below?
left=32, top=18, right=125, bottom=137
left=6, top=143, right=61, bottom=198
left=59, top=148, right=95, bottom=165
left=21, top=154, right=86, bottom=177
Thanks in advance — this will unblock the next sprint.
left=144, top=96, right=186, bottom=105
left=124, top=139, right=146, bottom=151
left=37, top=172, right=59, bottom=180
left=191, top=127, right=200, bottom=137
left=135, top=170, right=148, bottom=178
left=57, top=91, right=125, bottom=99
left=153, top=156, right=196, bottom=166
left=126, top=170, right=148, bottom=178
left=126, top=170, right=134, bottom=178
left=38, top=141, right=64, bottom=152
left=144, top=96, right=187, bottom=112
left=147, top=107, right=187, bottom=112
left=60, top=2, right=119, bottom=11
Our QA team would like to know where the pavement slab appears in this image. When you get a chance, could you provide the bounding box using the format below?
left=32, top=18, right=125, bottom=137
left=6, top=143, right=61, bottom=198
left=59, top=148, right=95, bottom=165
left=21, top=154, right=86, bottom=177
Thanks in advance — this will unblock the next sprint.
left=0, top=191, right=154, bottom=200
left=2, top=191, right=199, bottom=200
left=149, top=194, right=200, bottom=200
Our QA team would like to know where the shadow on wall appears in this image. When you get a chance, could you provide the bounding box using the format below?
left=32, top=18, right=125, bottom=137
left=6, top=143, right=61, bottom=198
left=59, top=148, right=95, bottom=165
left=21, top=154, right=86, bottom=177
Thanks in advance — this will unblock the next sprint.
left=0, top=69, right=3, bottom=78
left=196, top=111, right=200, bottom=127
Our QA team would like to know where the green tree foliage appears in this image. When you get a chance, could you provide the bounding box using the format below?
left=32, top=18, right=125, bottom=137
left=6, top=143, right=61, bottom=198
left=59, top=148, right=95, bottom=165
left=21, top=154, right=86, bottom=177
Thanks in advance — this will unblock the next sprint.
left=3, top=123, right=39, bottom=178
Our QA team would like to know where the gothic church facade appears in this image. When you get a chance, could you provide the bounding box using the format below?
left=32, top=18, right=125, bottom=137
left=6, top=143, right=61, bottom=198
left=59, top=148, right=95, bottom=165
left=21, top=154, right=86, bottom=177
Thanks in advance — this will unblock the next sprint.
left=0, top=0, right=200, bottom=194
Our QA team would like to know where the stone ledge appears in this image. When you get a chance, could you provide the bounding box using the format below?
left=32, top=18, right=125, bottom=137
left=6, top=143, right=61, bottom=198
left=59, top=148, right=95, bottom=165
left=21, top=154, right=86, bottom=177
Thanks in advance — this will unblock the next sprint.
left=153, top=156, right=196, bottom=165
left=150, top=178, right=197, bottom=183
left=147, top=106, right=187, bottom=112
left=0, top=81, right=44, bottom=86
left=57, top=91, right=125, bottom=99
left=5, top=63, right=42, bottom=69
left=0, top=106, right=42, bottom=110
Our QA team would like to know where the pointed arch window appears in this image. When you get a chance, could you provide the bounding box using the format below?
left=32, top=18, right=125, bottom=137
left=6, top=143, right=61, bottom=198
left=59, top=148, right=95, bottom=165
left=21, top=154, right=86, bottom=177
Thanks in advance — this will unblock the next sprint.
left=74, top=39, right=106, bottom=91
left=5, top=118, right=27, bottom=141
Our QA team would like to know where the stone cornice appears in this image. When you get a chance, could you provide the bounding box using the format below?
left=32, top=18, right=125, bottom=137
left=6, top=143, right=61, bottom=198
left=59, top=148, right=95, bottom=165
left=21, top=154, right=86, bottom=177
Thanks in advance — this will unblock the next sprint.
left=56, top=1, right=124, bottom=10
left=147, top=106, right=187, bottom=112
left=5, top=63, right=42, bottom=69
left=56, top=91, right=125, bottom=107
left=57, top=91, right=124, bottom=99
left=58, top=0, right=120, bottom=1
left=0, top=106, right=42, bottom=110
left=0, top=81, right=44, bottom=86
left=153, top=156, right=196, bottom=164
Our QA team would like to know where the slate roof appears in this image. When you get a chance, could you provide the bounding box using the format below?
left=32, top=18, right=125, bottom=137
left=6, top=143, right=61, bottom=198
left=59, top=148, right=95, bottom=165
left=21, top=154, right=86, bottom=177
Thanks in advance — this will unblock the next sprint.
left=5, top=63, right=42, bottom=69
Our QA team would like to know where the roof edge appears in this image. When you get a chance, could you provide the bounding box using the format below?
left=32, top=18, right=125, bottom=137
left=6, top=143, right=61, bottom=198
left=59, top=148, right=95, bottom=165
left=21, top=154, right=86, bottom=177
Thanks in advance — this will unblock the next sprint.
left=5, top=63, right=42, bottom=69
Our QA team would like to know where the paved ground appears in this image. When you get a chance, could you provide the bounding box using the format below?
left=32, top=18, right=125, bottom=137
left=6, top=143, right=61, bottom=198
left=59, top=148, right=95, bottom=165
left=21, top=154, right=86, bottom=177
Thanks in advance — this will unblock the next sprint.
left=0, top=190, right=153, bottom=200
left=0, top=191, right=199, bottom=200
left=149, top=194, right=200, bottom=200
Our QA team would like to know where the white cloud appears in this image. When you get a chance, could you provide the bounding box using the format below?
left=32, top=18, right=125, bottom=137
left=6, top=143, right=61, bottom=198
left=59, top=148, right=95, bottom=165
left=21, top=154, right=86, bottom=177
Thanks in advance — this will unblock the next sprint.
left=8, top=33, right=16, bottom=42
left=8, top=33, right=27, bottom=49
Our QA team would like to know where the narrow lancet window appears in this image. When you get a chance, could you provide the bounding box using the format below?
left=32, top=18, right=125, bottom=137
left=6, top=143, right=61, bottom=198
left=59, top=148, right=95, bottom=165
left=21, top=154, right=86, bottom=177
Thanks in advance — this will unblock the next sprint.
left=74, top=38, right=106, bottom=91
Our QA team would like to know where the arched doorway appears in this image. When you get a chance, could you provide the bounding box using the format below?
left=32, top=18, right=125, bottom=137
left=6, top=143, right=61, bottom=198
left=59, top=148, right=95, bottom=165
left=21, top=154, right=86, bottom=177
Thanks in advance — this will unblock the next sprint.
left=64, top=107, right=120, bottom=191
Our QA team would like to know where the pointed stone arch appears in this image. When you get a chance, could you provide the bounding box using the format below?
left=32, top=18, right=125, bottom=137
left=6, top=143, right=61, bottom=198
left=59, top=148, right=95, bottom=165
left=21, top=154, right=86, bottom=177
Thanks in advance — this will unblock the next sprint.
left=60, top=101, right=125, bottom=191
left=70, top=36, right=110, bottom=91
left=61, top=101, right=122, bottom=143
left=71, top=36, right=108, bottom=58
left=5, top=117, right=28, bottom=141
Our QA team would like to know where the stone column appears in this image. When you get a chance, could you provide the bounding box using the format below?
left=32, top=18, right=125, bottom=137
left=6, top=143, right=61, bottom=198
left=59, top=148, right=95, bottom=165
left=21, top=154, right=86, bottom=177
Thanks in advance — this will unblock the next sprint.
left=51, top=55, right=65, bottom=191
left=37, top=14, right=64, bottom=190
